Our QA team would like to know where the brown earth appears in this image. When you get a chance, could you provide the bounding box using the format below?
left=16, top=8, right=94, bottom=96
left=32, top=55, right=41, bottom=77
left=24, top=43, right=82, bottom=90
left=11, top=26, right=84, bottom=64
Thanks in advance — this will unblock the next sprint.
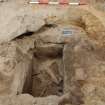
left=0, top=0, right=105, bottom=105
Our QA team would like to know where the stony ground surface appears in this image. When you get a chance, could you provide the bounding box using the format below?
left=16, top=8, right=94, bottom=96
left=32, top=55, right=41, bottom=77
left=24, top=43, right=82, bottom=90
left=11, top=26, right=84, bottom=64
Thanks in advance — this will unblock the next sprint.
left=0, top=0, right=105, bottom=105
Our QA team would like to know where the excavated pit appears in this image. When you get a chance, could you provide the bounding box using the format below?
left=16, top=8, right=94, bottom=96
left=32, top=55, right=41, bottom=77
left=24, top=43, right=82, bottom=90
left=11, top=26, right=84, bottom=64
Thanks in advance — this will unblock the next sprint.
left=3, top=21, right=88, bottom=105
left=22, top=44, right=64, bottom=97
left=13, top=25, right=64, bottom=97
left=9, top=22, right=87, bottom=105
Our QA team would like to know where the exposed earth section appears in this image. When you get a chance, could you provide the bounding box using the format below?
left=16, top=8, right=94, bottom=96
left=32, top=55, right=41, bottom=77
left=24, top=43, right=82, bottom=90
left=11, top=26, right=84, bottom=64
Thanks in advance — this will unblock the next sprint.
left=0, top=0, right=105, bottom=105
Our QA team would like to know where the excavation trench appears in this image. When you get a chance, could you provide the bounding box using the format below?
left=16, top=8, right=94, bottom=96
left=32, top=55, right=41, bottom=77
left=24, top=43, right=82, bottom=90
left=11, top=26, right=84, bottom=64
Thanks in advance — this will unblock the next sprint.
left=22, top=42, right=64, bottom=97
left=0, top=19, right=96, bottom=105
left=10, top=23, right=85, bottom=105
left=13, top=25, right=65, bottom=97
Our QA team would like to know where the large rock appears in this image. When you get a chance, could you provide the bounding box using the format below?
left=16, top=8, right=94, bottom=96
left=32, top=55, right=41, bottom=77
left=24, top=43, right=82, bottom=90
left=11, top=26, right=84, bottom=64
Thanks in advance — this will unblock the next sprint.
left=0, top=2, right=69, bottom=43
left=0, top=3, right=45, bottom=42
